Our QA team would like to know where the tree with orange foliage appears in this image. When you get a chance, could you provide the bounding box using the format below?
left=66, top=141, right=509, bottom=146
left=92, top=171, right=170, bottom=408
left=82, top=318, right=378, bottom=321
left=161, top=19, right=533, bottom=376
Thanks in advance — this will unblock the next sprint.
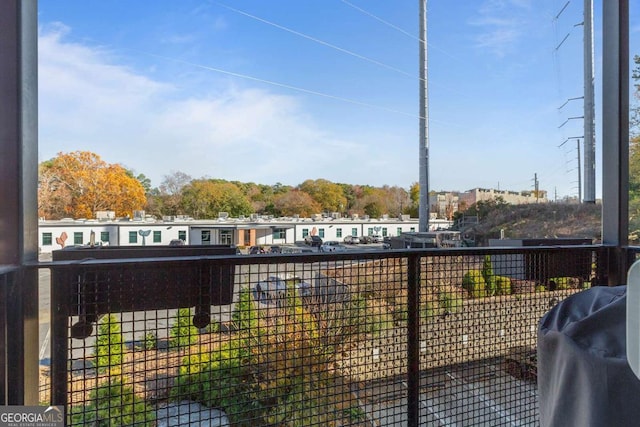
left=38, top=151, right=146, bottom=219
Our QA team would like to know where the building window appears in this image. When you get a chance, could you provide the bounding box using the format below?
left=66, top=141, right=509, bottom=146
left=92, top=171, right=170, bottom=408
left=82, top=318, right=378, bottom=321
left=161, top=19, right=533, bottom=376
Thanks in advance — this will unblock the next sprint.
left=42, top=232, right=52, bottom=246
left=220, top=230, right=232, bottom=245
left=74, top=232, right=83, bottom=245
left=129, top=231, right=137, bottom=244
left=351, top=228, right=358, bottom=236
left=153, top=230, right=161, bottom=243
left=319, top=228, right=325, bottom=238
left=336, top=228, right=342, bottom=238
left=367, top=228, right=373, bottom=236
left=410, top=227, right=416, bottom=232
left=397, top=227, right=402, bottom=236
left=382, top=227, right=388, bottom=237
left=178, top=230, right=186, bottom=241
left=100, top=231, right=109, bottom=242
left=273, top=228, right=286, bottom=239
left=302, top=228, right=309, bottom=238
left=201, top=230, right=211, bottom=244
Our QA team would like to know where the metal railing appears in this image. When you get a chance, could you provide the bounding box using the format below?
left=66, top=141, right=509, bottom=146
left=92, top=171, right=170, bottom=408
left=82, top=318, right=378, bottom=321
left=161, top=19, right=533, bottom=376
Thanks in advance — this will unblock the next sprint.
left=39, top=245, right=605, bottom=426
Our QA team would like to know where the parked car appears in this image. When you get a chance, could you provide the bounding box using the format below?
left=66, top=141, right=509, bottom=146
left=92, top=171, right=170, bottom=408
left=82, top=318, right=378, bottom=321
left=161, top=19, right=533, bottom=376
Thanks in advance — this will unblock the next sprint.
left=359, top=235, right=372, bottom=244
left=268, top=245, right=282, bottom=254
left=343, top=235, right=360, bottom=244
left=253, top=276, right=286, bottom=306
left=320, top=241, right=347, bottom=252
left=249, top=245, right=266, bottom=254
left=304, top=235, right=323, bottom=247
left=253, top=275, right=312, bottom=305
left=370, top=234, right=383, bottom=243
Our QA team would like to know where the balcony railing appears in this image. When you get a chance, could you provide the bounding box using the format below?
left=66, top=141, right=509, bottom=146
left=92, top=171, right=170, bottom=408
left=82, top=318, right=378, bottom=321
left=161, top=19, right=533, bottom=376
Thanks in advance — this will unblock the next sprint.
left=33, top=245, right=605, bottom=426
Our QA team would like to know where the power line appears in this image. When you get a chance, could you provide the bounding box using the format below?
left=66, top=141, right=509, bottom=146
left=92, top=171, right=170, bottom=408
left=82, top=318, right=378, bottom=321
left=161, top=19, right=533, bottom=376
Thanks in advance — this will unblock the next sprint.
left=138, top=50, right=424, bottom=119
left=215, top=2, right=416, bottom=79
left=339, top=0, right=416, bottom=40
left=339, top=0, right=463, bottom=63
left=215, top=2, right=467, bottom=100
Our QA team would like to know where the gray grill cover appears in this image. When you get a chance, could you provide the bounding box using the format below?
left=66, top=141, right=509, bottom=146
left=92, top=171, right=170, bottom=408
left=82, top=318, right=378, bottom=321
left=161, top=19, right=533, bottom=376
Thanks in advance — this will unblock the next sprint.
left=538, top=286, right=640, bottom=427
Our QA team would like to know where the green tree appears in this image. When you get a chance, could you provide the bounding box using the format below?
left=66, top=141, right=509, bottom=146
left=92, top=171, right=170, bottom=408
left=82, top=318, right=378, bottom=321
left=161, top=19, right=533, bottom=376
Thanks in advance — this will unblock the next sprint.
left=181, top=179, right=253, bottom=219
left=94, top=314, right=123, bottom=374
left=298, top=179, right=347, bottom=213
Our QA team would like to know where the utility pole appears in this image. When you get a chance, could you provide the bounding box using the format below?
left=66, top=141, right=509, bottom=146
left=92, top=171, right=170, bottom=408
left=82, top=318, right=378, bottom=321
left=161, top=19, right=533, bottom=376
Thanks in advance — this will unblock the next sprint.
left=418, top=0, right=430, bottom=232
left=534, top=173, right=539, bottom=203
left=577, top=139, right=582, bottom=203
left=583, top=0, right=596, bottom=203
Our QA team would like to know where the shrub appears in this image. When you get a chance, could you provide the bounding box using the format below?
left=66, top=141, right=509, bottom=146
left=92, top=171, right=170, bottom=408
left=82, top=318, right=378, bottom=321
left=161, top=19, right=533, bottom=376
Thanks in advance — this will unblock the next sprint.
left=143, top=332, right=157, bottom=350
left=171, top=341, right=257, bottom=424
left=169, top=308, right=199, bottom=349
left=482, top=255, right=497, bottom=296
left=438, top=291, right=462, bottom=313
left=70, top=377, right=155, bottom=426
left=232, top=287, right=259, bottom=331
left=495, top=276, right=512, bottom=295
left=94, top=314, right=123, bottom=374
left=462, top=270, right=486, bottom=298
left=548, top=277, right=575, bottom=290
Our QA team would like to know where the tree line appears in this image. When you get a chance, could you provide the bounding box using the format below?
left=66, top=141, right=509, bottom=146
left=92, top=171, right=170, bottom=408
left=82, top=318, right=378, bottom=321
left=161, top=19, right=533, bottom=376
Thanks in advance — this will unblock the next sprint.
left=39, top=55, right=640, bottom=223
left=38, top=151, right=419, bottom=220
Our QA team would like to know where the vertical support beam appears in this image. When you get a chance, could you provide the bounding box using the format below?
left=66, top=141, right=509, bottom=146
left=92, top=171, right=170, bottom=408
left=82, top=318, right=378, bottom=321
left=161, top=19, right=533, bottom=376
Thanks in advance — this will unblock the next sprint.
left=0, top=0, right=39, bottom=404
left=418, top=0, right=430, bottom=232
left=602, top=0, right=629, bottom=284
left=583, top=0, right=596, bottom=203
left=406, top=254, right=420, bottom=427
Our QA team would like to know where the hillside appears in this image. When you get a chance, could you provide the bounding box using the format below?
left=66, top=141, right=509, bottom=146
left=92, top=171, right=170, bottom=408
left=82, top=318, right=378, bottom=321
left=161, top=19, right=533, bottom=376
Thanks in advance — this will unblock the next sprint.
left=461, top=203, right=602, bottom=245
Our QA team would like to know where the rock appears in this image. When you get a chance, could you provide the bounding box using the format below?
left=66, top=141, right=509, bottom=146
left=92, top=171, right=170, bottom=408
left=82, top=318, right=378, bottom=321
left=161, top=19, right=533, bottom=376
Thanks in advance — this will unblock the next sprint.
left=156, top=401, right=229, bottom=427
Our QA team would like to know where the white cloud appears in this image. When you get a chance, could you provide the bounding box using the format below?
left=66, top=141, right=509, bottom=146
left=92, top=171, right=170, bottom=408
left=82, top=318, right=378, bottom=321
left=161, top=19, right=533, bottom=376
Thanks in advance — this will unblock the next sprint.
left=38, top=24, right=375, bottom=187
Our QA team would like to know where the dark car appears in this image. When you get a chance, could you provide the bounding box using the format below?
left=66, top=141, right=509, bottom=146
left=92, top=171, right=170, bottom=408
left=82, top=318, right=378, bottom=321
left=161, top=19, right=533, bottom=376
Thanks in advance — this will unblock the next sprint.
left=249, top=245, right=266, bottom=254
left=268, top=245, right=282, bottom=254
left=359, top=235, right=372, bottom=244
left=304, top=235, right=323, bottom=247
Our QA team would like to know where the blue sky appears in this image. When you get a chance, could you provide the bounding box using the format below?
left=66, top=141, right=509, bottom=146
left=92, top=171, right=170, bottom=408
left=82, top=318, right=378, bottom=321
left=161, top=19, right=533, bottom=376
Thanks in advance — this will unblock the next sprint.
left=37, top=1, right=640, bottom=199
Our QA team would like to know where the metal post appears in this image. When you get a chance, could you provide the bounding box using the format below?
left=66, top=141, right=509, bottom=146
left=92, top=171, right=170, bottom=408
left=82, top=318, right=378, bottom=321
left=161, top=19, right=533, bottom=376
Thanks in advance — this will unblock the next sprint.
left=0, top=0, right=39, bottom=404
left=406, top=254, right=420, bottom=427
left=418, top=0, right=430, bottom=232
left=602, top=0, right=629, bottom=284
left=583, top=0, right=596, bottom=203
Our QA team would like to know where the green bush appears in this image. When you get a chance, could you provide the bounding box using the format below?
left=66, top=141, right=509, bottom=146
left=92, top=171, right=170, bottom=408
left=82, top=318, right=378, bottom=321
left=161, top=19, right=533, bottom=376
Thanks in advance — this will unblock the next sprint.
left=482, top=255, right=497, bottom=296
left=438, top=291, right=462, bottom=313
left=462, top=270, right=486, bottom=298
left=169, top=308, right=199, bottom=349
left=495, top=276, right=512, bottom=295
left=94, top=314, right=123, bottom=374
left=548, top=277, right=572, bottom=290
left=143, top=332, right=157, bottom=350
left=171, top=341, right=257, bottom=424
left=232, top=287, right=259, bottom=331
left=70, top=377, right=155, bottom=426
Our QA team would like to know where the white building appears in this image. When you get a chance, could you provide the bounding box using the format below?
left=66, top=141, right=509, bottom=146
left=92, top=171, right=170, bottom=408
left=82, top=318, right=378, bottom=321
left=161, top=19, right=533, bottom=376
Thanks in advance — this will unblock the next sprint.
left=38, top=215, right=453, bottom=253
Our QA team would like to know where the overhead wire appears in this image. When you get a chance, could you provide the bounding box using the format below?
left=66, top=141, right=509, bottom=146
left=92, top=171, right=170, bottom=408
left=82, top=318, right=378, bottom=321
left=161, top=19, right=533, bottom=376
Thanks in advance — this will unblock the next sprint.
left=338, top=0, right=463, bottom=63
left=136, top=49, right=425, bottom=120
left=214, top=2, right=416, bottom=79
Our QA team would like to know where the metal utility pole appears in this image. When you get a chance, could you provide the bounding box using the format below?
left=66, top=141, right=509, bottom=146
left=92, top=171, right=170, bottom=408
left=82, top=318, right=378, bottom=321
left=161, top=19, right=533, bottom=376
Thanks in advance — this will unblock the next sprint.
left=577, top=140, right=582, bottom=203
left=583, top=0, right=596, bottom=203
left=418, top=0, right=430, bottom=232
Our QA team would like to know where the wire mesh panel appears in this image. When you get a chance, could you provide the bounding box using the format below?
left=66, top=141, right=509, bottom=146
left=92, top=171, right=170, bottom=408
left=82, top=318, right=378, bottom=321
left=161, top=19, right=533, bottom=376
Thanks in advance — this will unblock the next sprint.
left=46, top=246, right=602, bottom=426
